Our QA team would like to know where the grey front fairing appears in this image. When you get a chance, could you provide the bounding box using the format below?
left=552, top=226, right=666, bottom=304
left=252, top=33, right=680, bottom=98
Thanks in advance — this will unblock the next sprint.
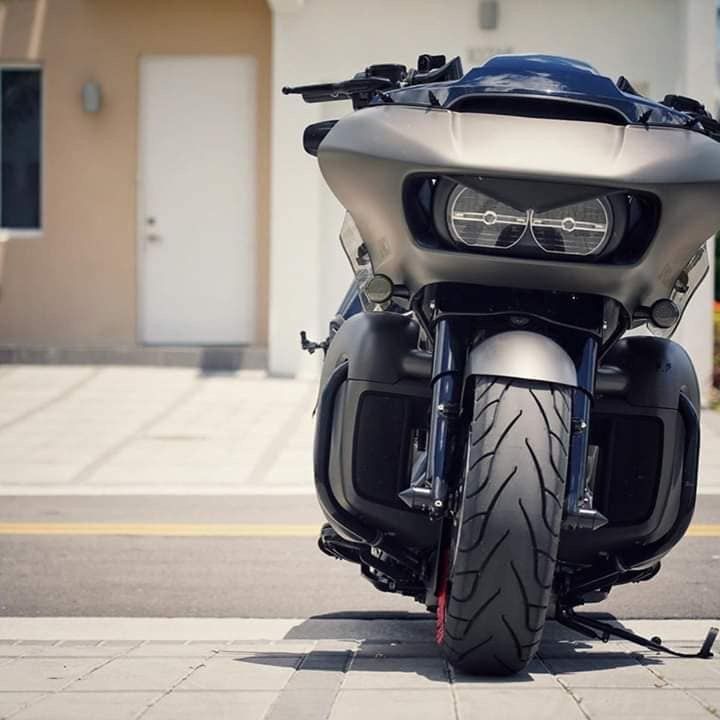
left=318, top=105, right=720, bottom=316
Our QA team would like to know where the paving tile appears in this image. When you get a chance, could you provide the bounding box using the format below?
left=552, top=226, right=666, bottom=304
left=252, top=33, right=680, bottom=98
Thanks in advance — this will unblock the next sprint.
left=97, top=641, right=140, bottom=648
left=0, top=693, right=43, bottom=719
left=269, top=641, right=318, bottom=654
left=543, top=656, right=665, bottom=688
left=0, top=643, right=48, bottom=659
left=125, top=641, right=224, bottom=658
left=0, top=367, right=95, bottom=429
left=342, top=657, right=448, bottom=689
left=143, top=690, right=277, bottom=720
left=19, top=642, right=127, bottom=659
left=15, top=642, right=58, bottom=648
left=609, top=620, right=720, bottom=643
left=178, top=655, right=299, bottom=691
left=455, top=687, right=585, bottom=719
left=0, top=658, right=106, bottom=692
left=266, top=688, right=343, bottom=720
left=574, top=688, right=713, bottom=718
left=355, top=642, right=441, bottom=659
left=222, top=640, right=316, bottom=655
left=330, top=688, right=454, bottom=720
left=451, top=659, right=559, bottom=688
left=313, top=641, right=359, bottom=653
left=539, top=639, right=636, bottom=658
left=640, top=657, right=720, bottom=688
left=286, top=617, right=436, bottom=643
left=67, top=658, right=199, bottom=692
left=56, top=640, right=103, bottom=647
left=12, top=691, right=158, bottom=720
left=687, top=689, right=720, bottom=714
left=281, top=650, right=349, bottom=691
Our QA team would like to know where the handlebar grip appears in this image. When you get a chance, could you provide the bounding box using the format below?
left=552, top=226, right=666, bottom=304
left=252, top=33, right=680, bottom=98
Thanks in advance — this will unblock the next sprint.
left=282, top=83, right=345, bottom=103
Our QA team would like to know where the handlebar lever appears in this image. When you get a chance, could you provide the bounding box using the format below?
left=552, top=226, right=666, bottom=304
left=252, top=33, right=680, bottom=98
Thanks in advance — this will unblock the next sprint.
left=282, top=83, right=340, bottom=103
left=283, top=76, right=398, bottom=108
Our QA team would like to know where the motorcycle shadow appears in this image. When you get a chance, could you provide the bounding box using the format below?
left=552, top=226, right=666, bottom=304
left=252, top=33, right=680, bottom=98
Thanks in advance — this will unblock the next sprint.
left=233, top=611, right=662, bottom=683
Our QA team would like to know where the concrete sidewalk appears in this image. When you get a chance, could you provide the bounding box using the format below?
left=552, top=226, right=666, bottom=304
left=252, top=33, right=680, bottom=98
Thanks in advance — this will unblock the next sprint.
left=0, top=364, right=717, bottom=496
left=0, top=366, right=316, bottom=495
left=0, top=618, right=718, bottom=719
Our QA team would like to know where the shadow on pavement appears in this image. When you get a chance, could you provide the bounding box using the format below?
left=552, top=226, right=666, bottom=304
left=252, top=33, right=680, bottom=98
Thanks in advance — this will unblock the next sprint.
left=233, top=611, right=663, bottom=683
left=283, top=611, right=434, bottom=641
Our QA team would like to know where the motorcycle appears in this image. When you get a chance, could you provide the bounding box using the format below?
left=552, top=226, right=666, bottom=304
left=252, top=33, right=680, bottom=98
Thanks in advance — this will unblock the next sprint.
left=284, top=53, right=720, bottom=675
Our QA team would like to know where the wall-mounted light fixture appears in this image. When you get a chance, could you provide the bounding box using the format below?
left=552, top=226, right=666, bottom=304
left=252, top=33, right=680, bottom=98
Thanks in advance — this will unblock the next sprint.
left=81, top=81, right=102, bottom=113
left=479, top=0, right=499, bottom=30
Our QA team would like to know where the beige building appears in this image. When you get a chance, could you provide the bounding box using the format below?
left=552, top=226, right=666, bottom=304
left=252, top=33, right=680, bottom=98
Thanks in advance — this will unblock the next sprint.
left=0, top=0, right=271, bottom=367
left=0, top=0, right=716, bottom=390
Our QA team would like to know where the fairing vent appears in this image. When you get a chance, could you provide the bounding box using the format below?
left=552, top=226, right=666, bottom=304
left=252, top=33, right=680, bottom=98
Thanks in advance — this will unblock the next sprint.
left=590, top=413, right=664, bottom=525
left=447, top=95, right=628, bottom=125
left=353, top=392, right=428, bottom=510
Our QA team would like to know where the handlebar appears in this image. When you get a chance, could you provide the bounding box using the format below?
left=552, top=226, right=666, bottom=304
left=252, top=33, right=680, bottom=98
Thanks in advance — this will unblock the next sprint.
left=282, top=76, right=397, bottom=105
left=283, top=55, right=464, bottom=110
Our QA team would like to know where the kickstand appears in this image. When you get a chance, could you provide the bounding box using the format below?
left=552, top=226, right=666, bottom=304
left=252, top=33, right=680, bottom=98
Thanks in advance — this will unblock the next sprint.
left=556, top=607, right=718, bottom=659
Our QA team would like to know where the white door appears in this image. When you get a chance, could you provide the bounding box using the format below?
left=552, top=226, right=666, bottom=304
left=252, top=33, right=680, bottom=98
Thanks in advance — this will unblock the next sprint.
left=138, top=56, right=256, bottom=344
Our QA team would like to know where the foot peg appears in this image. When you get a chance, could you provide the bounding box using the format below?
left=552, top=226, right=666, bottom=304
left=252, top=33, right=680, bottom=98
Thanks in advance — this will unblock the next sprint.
left=398, top=484, right=432, bottom=509
left=557, top=607, right=718, bottom=659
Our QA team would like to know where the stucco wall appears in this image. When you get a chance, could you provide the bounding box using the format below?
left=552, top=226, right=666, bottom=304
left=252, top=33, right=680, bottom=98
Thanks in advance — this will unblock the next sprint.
left=0, top=0, right=271, bottom=348
left=270, top=0, right=717, bottom=393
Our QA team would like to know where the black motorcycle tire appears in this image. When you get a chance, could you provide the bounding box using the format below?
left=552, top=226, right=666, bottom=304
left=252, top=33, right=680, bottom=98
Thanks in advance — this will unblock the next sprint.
left=439, top=376, right=572, bottom=675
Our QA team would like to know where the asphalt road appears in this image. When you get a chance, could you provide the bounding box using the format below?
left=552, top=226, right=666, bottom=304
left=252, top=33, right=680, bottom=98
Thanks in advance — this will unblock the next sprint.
left=0, top=495, right=718, bottom=619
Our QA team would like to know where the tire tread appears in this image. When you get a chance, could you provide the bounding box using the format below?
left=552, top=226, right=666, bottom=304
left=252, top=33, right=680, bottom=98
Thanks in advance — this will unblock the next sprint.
left=441, top=376, right=571, bottom=675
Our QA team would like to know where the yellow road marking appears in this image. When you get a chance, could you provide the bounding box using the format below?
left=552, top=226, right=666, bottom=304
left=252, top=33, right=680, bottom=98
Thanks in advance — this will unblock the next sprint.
left=0, top=523, right=320, bottom=537
left=685, top=524, right=720, bottom=537
left=0, top=522, right=716, bottom=538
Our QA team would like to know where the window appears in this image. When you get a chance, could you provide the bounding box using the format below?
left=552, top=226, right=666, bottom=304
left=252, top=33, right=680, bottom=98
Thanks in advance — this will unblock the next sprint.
left=1, top=68, right=41, bottom=230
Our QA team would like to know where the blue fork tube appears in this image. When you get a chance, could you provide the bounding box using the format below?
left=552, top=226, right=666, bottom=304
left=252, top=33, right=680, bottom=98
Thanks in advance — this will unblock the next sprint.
left=427, top=318, right=465, bottom=514
left=564, top=335, right=607, bottom=530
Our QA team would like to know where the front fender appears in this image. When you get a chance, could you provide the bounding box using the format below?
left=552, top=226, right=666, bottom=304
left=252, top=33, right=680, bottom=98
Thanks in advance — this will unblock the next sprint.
left=466, top=331, right=578, bottom=387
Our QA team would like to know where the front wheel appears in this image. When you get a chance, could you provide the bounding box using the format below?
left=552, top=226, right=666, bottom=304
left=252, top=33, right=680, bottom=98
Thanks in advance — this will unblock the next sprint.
left=438, top=376, right=572, bottom=675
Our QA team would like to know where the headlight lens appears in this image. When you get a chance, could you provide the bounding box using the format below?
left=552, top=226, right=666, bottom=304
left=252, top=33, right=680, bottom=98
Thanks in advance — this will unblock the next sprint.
left=531, top=198, right=610, bottom=256
left=447, top=186, right=527, bottom=249
left=443, top=182, right=613, bottom=258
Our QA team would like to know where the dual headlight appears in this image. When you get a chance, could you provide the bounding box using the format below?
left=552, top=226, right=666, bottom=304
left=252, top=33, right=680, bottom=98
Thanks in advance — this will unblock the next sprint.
left=440, top=181, right=614, bottom=258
